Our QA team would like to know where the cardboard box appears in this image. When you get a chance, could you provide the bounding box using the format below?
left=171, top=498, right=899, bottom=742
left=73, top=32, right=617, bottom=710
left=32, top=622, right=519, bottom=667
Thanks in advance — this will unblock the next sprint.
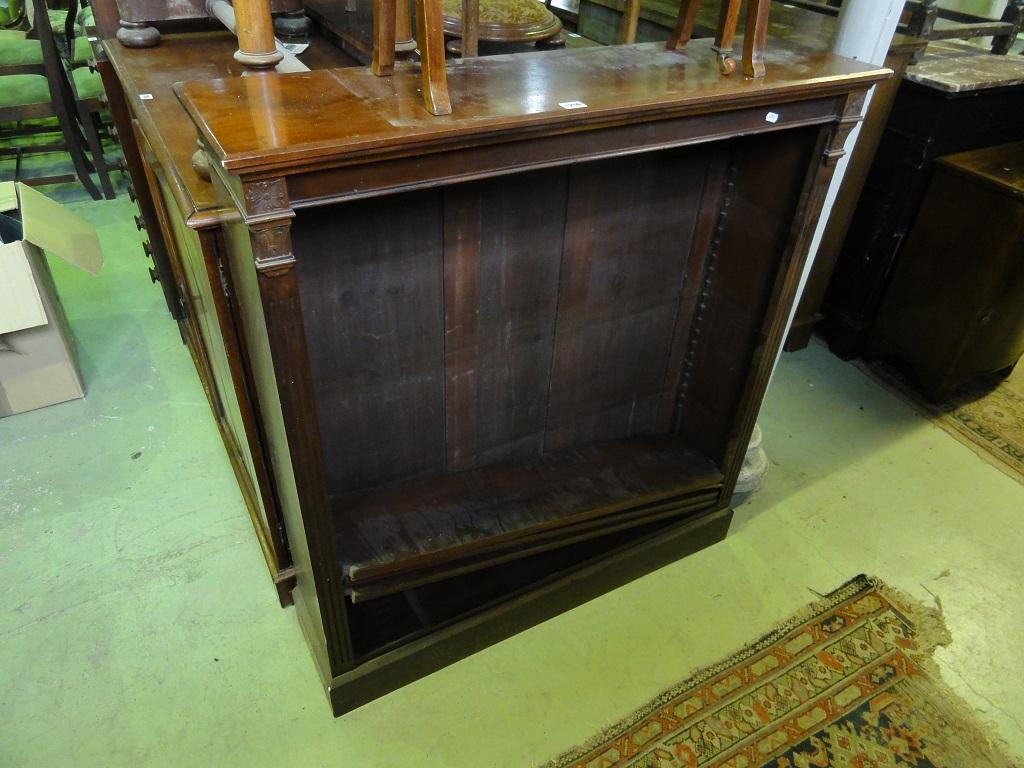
left=0, top=182, right=103, bottom=417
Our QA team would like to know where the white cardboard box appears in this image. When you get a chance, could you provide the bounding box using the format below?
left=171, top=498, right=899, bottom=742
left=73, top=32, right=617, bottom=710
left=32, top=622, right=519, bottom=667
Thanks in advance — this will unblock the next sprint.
left=0, top=182, right=103, bottom=417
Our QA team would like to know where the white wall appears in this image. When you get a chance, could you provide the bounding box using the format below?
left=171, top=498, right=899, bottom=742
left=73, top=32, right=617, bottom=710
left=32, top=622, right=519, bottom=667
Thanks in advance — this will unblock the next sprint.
left=776, top=0, right=904, bottom=364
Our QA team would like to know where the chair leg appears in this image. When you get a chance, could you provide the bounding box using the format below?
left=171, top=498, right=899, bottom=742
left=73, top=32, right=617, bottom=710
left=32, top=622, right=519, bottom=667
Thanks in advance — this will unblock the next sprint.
left=51, top=75, right=102, bottom=199
left=991, top=0, right=1023, bottom=55
left=666, top=0, right=701, bottom=51
left=75, top=103, right=116, bottom=199
left=712, top=0, right=741, bottom=74
left=71, top=99, right=116, bottom=199
left=372, top=0, right=397, bottom=75
left=619, top=0, right=640, bottom=44
left=28, top=0, right=102, bottom=198
left=742, top=0, right=770, bottom=78
left=415, top=0, right=452, bottom=115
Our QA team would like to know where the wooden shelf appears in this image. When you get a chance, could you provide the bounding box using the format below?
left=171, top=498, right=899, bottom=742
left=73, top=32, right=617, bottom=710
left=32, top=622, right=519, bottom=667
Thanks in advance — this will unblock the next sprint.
left=347, top=489, right=720, bottom=602
left=333, top=435, right=722, bottom=595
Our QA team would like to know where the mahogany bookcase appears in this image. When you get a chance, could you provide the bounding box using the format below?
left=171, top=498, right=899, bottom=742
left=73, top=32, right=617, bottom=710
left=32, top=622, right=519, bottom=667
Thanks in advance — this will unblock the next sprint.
left=175, top=40, right=886, bottom=714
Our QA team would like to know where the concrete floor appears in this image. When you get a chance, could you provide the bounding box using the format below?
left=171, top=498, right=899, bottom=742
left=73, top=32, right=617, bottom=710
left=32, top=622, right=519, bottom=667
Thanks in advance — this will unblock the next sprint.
left=2, top=193, right=1022, bottom=767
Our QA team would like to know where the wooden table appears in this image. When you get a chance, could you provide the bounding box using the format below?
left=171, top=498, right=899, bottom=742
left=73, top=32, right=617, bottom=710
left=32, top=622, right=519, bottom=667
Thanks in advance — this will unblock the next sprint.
left=175, top=39, right=886, bottom=714
left=97, top=30, right=358, bottom=605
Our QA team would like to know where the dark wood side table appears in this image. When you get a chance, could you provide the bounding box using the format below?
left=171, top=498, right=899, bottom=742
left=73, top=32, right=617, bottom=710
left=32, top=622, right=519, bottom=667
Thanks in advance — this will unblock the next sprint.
left=176, top=40, right=886, bottom=714
left=820, top=41, right=1024, bottom=359
left=869, top=141, right=1024, bottom=401
left=96, top=30, right=358, bottom=605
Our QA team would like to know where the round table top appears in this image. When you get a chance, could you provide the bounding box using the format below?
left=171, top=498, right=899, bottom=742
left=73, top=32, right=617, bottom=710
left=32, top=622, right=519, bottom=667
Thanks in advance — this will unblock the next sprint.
left=442, top=0, right=562, bottom=43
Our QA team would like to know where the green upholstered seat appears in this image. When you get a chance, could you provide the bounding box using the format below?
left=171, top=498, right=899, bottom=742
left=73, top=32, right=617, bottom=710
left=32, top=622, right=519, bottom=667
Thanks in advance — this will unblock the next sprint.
left=0, top=73, right=50, bottom=108
left=0, top=32, right=90, bottom=66
left=71, top=64, right=102, bottom=100
left=0, top=32, right=42, bottom=64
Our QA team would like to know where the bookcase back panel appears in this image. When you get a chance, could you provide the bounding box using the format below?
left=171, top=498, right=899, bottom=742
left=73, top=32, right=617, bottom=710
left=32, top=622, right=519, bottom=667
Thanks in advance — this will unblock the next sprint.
left=294, top=145, right=723, bottom=497
left=293, top=129, right=817, bottom=500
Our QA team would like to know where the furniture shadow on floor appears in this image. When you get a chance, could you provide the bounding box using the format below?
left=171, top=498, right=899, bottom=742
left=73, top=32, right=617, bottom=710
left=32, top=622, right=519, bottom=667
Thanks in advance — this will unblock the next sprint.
left=728, top=337, right=945, bottom=533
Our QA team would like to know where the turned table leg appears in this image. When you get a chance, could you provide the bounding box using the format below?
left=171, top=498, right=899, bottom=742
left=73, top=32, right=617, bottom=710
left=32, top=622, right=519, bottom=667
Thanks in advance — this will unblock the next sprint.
left=274, top=10, right=312, bottom=38
left=116, top=20, right=160, bottom=48
left=461, top=0, right=480, bottom=57
left=396, top=0, right=418, bottom=53
left=232, top=0, right=284, bottom=70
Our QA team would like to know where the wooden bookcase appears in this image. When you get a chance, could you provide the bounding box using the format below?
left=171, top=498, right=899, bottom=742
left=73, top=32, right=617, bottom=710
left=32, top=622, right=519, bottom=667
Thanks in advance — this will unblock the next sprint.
left=174, top=40, right=886, bottom=714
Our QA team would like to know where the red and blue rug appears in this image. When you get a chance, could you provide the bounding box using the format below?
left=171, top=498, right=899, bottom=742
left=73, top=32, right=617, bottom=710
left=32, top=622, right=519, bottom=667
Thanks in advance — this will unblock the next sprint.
left=543, top=575, right=1013, bottom=768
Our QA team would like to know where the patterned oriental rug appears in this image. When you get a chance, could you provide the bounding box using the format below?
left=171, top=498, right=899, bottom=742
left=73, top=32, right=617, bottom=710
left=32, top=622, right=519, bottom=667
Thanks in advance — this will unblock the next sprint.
left=862, top=360, right=1024, bottom=486
left=542, top=576, right=1014, bottom=768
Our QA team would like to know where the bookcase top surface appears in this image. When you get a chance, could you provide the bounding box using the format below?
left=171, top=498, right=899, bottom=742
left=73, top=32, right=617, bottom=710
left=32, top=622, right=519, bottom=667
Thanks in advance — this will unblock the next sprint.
left=176, top=40, right=888, bottom=174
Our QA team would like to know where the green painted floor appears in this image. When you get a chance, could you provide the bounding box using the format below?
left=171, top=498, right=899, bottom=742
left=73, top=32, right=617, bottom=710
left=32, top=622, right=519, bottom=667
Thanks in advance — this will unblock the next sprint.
left=2, top=193, right=1022, bottom=767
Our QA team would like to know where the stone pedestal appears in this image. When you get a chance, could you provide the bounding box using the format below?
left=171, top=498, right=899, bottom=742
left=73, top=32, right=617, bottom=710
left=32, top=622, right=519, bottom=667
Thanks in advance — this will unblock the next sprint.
left=732, top=423, right=768, bottom=504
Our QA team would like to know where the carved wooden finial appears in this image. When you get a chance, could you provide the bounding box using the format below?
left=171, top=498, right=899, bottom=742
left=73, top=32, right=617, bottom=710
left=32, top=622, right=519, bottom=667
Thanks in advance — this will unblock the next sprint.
left=191, top=138, right=212, bottom=182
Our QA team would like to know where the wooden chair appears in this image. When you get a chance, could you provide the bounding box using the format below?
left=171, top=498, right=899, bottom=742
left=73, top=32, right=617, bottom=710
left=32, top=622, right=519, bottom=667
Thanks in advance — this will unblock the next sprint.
left=18, top=2, right=115, bottom=182
left=0, top=0, right=112, bottom=196
left=621, top=0, right=771, bottom=78
left=201, top=0, right=449, bottom=117
left=373, top=0, right=452, bottom=115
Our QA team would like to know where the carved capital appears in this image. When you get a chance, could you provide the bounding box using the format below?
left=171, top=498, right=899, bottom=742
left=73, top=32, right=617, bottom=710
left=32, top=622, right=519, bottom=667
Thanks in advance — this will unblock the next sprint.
left=843, top=89, right=867, bottom=120
left=252, top=222, right=296, bottom=274
left=243, top=178, right=290, bottom=218
left=819, top=102, right=860, bottom=167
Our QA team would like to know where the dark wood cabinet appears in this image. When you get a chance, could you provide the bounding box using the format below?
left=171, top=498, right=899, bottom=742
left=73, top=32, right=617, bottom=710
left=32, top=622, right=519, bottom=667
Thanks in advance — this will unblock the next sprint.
left=172, top=40, right=885, bottom=713
left=870, top=141, right=1024, bottom=401
left=820, top=41, right=1024, bottom=358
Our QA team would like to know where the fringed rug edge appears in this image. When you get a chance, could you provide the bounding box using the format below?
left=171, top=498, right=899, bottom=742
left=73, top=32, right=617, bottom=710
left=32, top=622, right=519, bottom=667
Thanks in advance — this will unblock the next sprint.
left=537, top=574, right=1016, bottom=768
left=855, top=358, right=1024, bottom=487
